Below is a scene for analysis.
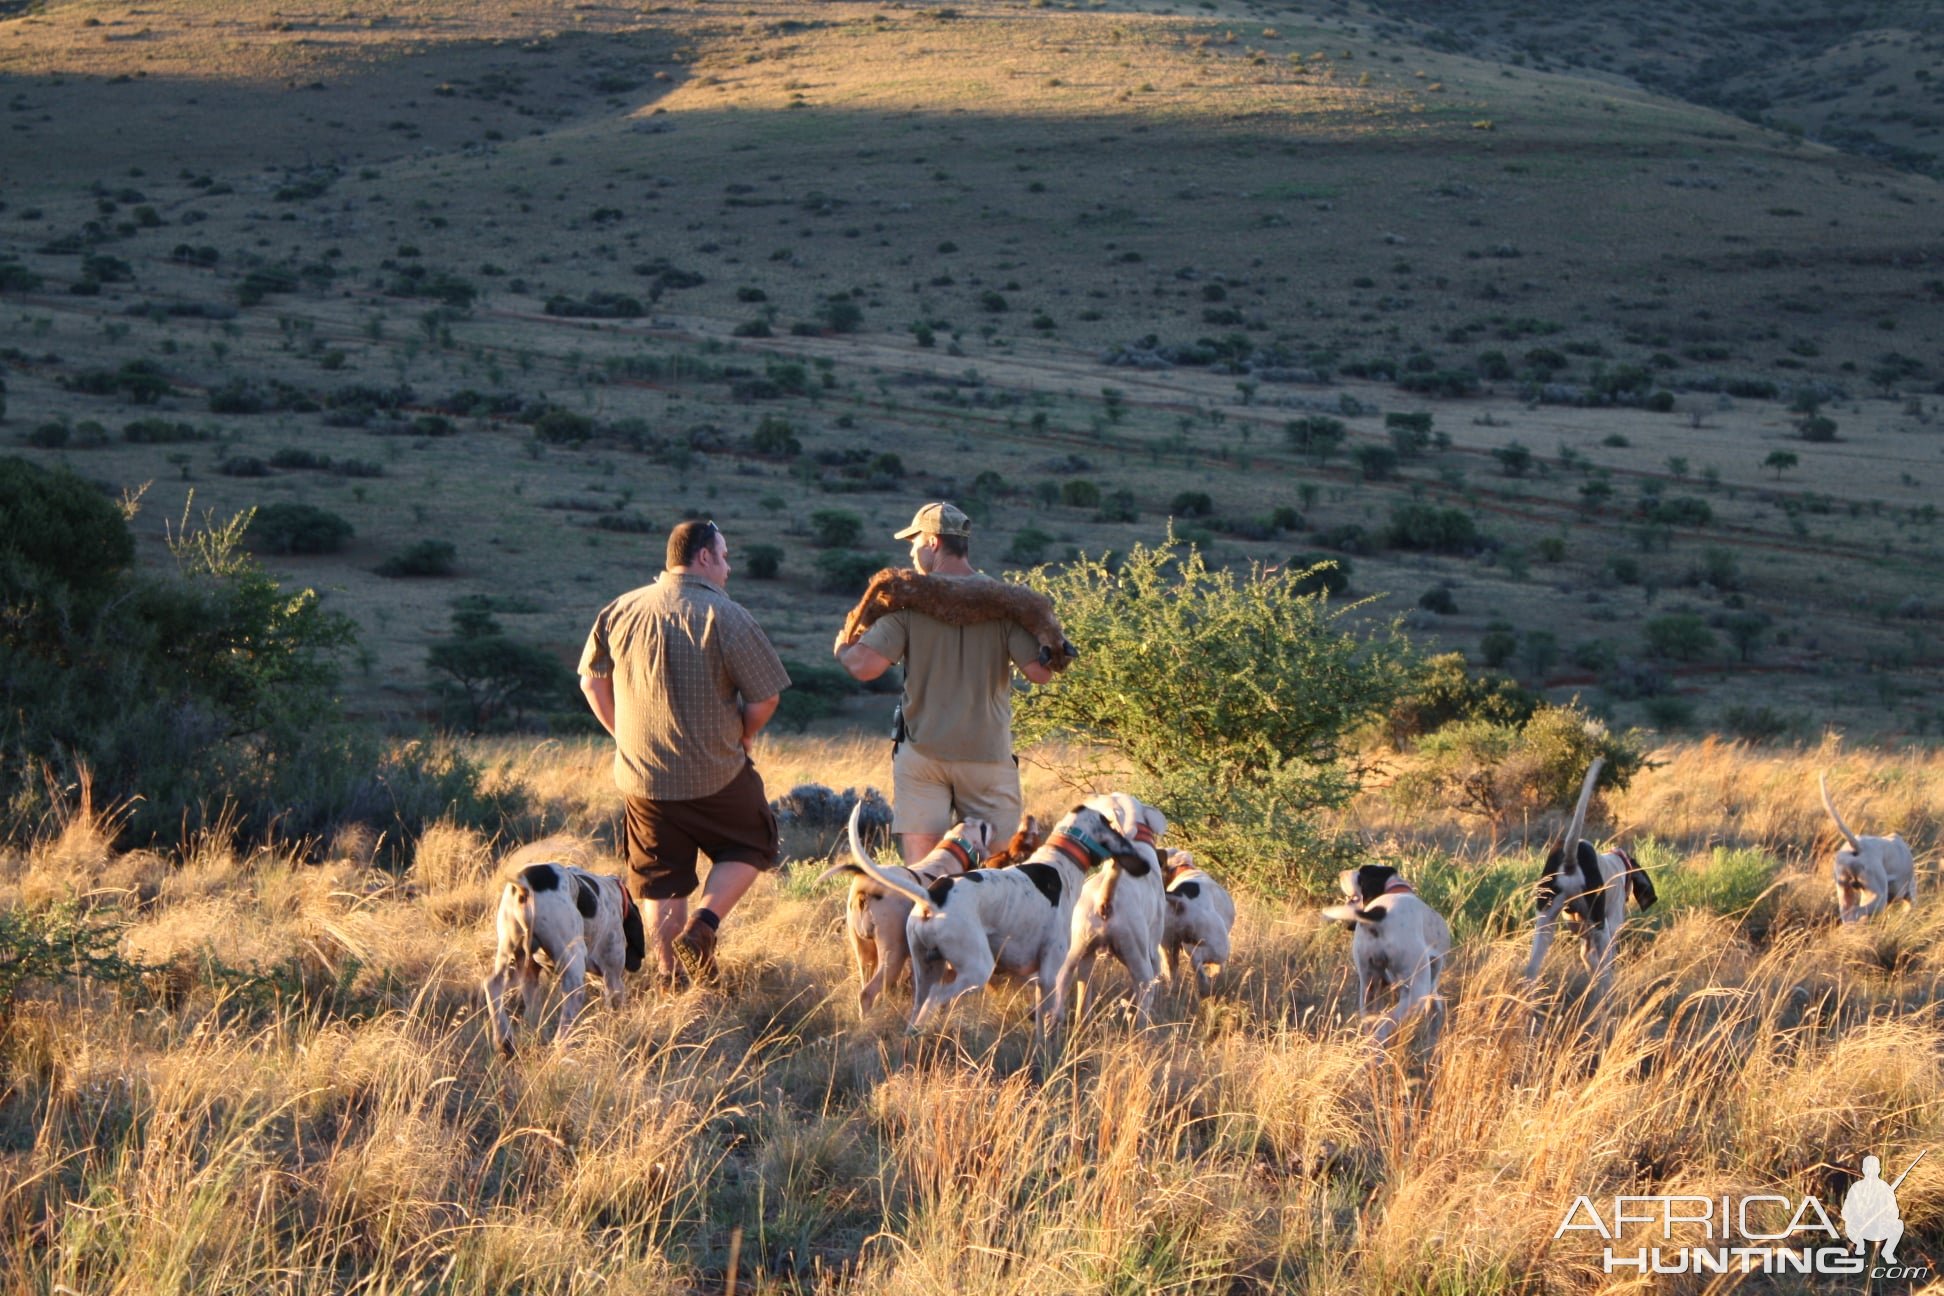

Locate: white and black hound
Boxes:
[484,859,645,1057]
[1322,862,1451,1043]
[1524,757,1657,1000]
[1053,792,1169,1022]
[845,802,1141,1036]
[820,817,994,1013]
[1160,849,1236,997]
[1820,772,1917,923]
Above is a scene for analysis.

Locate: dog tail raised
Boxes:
[1321,903,1385,928]
[1819,772,1863,853]
[1098,858,1121,919]
[504,877,539,960]
[844,801,939,916]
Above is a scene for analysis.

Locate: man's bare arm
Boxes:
[836,641,893,682]
[580,673,616,736]
[741,694,782,748]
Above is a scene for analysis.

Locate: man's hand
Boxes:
[832,627,854,657]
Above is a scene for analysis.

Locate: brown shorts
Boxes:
[623,759,780,901]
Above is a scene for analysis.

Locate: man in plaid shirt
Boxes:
[580,520,792,986]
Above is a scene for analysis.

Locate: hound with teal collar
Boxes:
[821,816,994,1013]
[843,802,1142,1036]
[1054,792,1170,1023]
[1322,863,1452,1044]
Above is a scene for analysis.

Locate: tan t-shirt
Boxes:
[857,575,1042,763]
[578,573,791,801]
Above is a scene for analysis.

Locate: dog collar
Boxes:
[1134,821,1156,845]
[938,835,977,872]
[1047,832,1096,869]
[1381,879,1415,897]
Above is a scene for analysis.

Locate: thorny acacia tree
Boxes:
[1016,535,1417,892]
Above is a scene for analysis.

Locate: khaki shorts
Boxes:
[892,743,1022,841]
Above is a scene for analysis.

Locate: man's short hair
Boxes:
[936,532,970,558]
[667,519,720,570]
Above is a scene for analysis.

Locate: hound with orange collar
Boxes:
[843,801,1142,1035]
[820,817,995,1013]
[1321,863,1451,1044]
[1054,792,1169,1022]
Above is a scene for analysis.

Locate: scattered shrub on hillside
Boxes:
[544,290,640,319]
[813,548,881,594]
[772,658,861,731]
[248,502,354,556]
[376,540,458,578]
[744,543,784,580]
[1492,441,1533,476]
[1352,444,1399,481]
[1418,585,1457,615]
[1644,613,1716,662]
[216,455,272,478]
[1004,527,1054,566]
[1061,480,1101,508]
[1385,503,1482,554]
[809,509,864,548]
[1385,651,1536,744]
[1284,416,1346,460]
[426,606,574,732]
[1170,490,1214,518]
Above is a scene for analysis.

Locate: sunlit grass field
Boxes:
[1,735,1938,1292]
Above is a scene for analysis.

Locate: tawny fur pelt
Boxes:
[839,568,1078,670]
[983,814,1044,868]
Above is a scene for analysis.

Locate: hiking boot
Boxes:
[673,918,719,984]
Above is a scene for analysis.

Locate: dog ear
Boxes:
[1355,863,1395,903]
[622,896,646,972]
[1337,868,1360,899]
[1629,863,1658,911]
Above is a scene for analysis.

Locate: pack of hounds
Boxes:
[483,766,1917,1055]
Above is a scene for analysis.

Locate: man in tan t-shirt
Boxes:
[833,502,1054,862]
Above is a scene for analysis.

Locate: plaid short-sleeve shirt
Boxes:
[579,573,791,801]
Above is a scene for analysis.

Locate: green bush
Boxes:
[1170,490,1213,518]
[0,458,503,849]
[1385,651,1536,743]
[427,607,575,732]
[1394,701,1645,827]
[1284,416,1346,459]
[751,416,800,457]
[1004,526,1053,565]
[1286,553,1351,597]
[248,502,354,555]
[744,543,784,580]
[1643,613,1716,661]
[1060,479,1101,508]
[771,658,860,732]
[814,548,882,594]
[809,509,864,548]
[1015,533,1417,893]
[1385,503,1480,554]
[376,540,458,578]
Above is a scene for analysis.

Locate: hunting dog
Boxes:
[844,802,1140,1035]
[1524,758,1657,1000]
[1160,849,1236,997]
[820,817,996,1013]
[1821,772,1917,923]
[1321,862,1451,1044]
[484,856,645,1058]
[1053,792,1169,1021]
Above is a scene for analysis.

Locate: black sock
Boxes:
[694,907,721,931]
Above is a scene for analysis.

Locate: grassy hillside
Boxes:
[1,0,1941,745]
[0,735,1937,1292]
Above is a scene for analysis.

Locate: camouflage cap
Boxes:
[893,501,971,540]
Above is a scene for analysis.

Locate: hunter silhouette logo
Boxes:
[1556,1150,1931,1280]
[1843,1151,1921,1263]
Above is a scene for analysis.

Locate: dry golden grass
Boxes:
[0,733,1938,1291]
